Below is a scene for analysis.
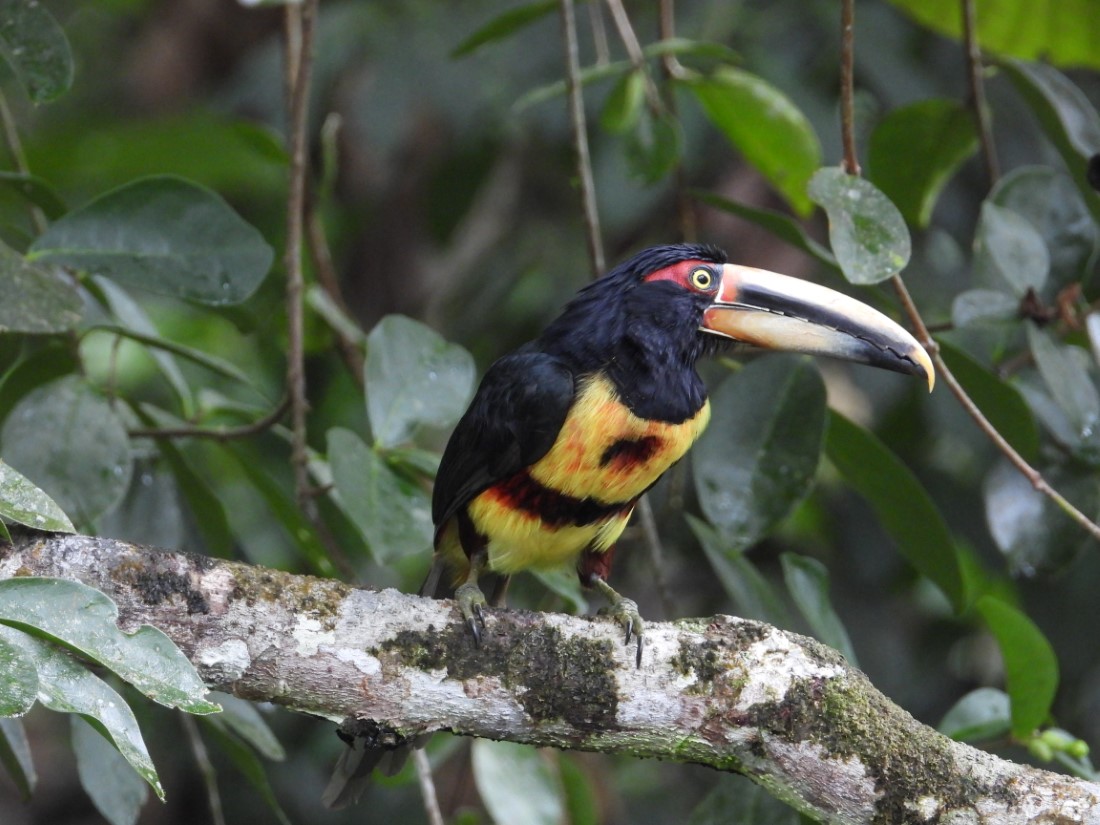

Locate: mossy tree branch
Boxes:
[2,531,1098,824]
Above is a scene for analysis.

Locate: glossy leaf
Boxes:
[693,357,825,549]
[868,99,978,228]
[365,315,475,448]
[208,692,285,761]
[976,595,1059,739]
[0,170,67,220]
[149,435,233,557]
[999,59,1100,222]
[97,461,185,551]
[0,240,82,334]
[938,340,1040,462]
[1026,325,1100,455]
[0,634,37,716]
[328,428,433,563]
[886,1,1100,70]
[991,167,1099,290]
[0,626,164,798]
[623,109,682,184]
[600,70,646,134]
[691,190,838,269]
[0,458,75,533]
[984,460,1097,577]
[72,715,149,825]
[0,0,74,103]
[825,411,965,612]
[0,717,35,799]
[0,341,79,428]
[0,578,220,714]
[0,376,132,526]
[28,176,274,305]
[451,0,557,58]
[688,775,800,825]
[472,739,564,825]
[780,553,858,664]
[687,515,791,626]
[974,202,1049,297]
[688,67,821,215]
[559,755,599,825]
[938,687,1012,742]
[950,289,1019,327]
[808,168,911,284]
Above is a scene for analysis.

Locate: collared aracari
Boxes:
[428,243,932,661]
[324,243,933,807]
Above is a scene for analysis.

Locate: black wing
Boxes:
[432,350,575,531]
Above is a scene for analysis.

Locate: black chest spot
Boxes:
[599,436,662,469]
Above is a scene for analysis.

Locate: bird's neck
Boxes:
[602,332,707,423]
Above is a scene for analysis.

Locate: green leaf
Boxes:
[808,167,911,285]
[207,692,285,761]
[0,717,36,799]
[28,176,274,305]
[451,0,557,58]
[601,70,646,134]
[885,1,1100,70]
[974,202,1049,297]
[0,626,163,798]
[531,568,589,614]
[0,376,132,526]
[868,99,978,228]
[950,289,1019,327]
[938,340,1040,462]
[984,460,1097,576]
[0,578,220,714]
[559,754,599,825]
[0,458,75,533]
[0,341,79,429]
[472,740,564,825]
[825,411,965,612]
[688,68,821,215]
[0,171,67,220]
[72,715,149,825]
[691,190,838,269]
[688,775,801,825]
[85,324,253,388]
[0,239,82,334]
[623,109,682,184]
[0,0,74,103]
[686,515,792,626]
[693,357,825,549]
[1026,325,1100,455]
[147,434,233,557]
[365,315,475,448]
[938,688,1012,743]
[780,553,858,664]
[328,428,433,563]
[0,633,37,716]
[976,595,1059,739]
[201,718,292,825]
[991,166,1099,291]
[999,58,1100,223]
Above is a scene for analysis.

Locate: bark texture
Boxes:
[2,531,1098,824]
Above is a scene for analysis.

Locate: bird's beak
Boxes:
[702,264,934,391]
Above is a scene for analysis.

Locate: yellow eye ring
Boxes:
[690,267,714,290]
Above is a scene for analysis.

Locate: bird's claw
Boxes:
[601,596,644,668]
[455,581,488,646]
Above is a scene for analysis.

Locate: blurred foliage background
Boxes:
[2,0,1100,823]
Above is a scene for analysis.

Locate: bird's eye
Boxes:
[690,267,714,290]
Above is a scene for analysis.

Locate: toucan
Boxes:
[323,243,932,806]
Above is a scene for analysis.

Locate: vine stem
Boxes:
[839,0,861,176]
[283,0,318,510]
[961,0,999,186]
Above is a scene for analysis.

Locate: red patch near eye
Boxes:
[643,259,711,290]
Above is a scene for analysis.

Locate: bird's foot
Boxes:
[593,579,644,667]
[454,581,488,645]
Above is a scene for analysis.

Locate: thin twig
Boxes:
[128,394,291,441]
[587,0,610,66]
[657,0,696,242]
[413,748,446,825]
[839,0,861,176]
[182,715,226,825]
[559,0,605,275]
[890,277,1100,542]
[0,89,47,234]
[961,0,999,185]
[604,0,663,112]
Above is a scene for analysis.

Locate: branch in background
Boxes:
[960,0,999,186]
[128,394,291,442]
[657,0,697,243]
[282,0,318,511]
[835,0,1100,543]
[4,531,1099,825]
[558,0,605,275]
[0,89,47,235]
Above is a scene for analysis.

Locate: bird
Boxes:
[323,242,933,806]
